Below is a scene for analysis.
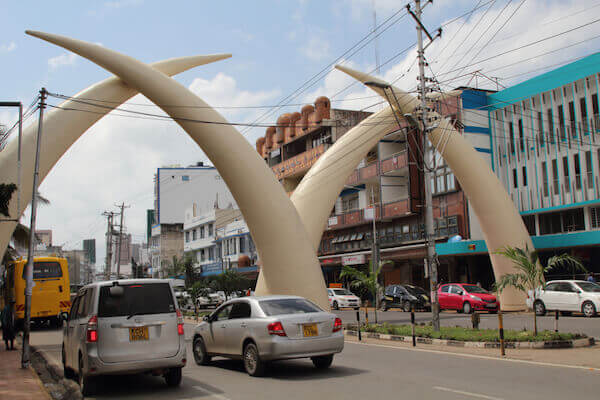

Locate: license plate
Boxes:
[302,323,318,337]
[486,303,497,308]
[129,326,149,341]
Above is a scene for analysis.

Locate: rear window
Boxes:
[98,283,176,318]
[259,298,322,316]
[22,262,63,280]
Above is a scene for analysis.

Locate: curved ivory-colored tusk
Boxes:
[25,31,330,309]
[300,65,529,310]
[0,52,231,259]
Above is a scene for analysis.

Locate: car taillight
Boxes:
[267,321,286,336]
[333,317,342,332]
[176,309,184,335]
[86,315,98,343]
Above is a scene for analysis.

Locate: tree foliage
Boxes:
[210,269,250,300]
[0,183,17,217]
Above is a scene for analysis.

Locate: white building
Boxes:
[149,162,237,278]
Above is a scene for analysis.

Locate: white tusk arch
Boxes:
[26,31,330,309]
[0,52,231,259]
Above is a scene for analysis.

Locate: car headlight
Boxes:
[470,295,482,301]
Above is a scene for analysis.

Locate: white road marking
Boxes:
[345,341,600,371]
[434,386,504,400]
[192,385,231,400]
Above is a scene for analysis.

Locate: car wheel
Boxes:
[311,354,334,369]
[462,302,472,314]
[243,342,266,377]
[582,301,597,318]
[380,300,388,311]
[402,301,412,313]
[78,354,96,397]
[332,301,339,310]
[534,300,546,316]
[193,336,211,365]
[164,367,183,387]
[62,346,75,380]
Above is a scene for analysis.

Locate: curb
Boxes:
[344,330,596,349]
[30,346,83,400]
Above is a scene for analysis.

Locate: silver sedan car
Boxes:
[192,295,344,376]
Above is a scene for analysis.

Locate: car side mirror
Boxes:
[203,315,211,322]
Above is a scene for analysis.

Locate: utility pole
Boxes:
[370,186,380,313]
[409,0,442,331]
[115,202,130,279]
[103,211,116,280]
[21,88,47,368]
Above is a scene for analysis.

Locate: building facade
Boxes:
[438,53,600,282]
[150,162,237,277]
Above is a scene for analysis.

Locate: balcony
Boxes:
[271,143,328,180]
[345,151,409,186]
[327,199,410,230]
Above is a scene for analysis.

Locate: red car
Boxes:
[437,283,498,314]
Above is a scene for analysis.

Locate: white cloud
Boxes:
[32,72,280,264]
[0,42,17,52]
[48,53,78,69]
[301,37,331,61]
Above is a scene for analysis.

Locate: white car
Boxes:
[196,289,226,308]
[327,288,361,310]
[533,280,600,318]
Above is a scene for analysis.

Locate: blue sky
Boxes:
[1,0,599,269]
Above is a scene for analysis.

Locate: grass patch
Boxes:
[183,311,210,318]
[361,323,585,342]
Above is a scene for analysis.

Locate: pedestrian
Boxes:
[587,273,596,283]
[1,301,17,350]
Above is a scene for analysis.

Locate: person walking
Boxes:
[1,301,17,350]
[587,273,596,283]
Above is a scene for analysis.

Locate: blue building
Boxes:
[437,53,600,284]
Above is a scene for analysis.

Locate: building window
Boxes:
[568,101,576,138]
[563,156,570,193]
[541,162,549,196]
[585,151,593,189]
[522,215,536,235]
[185,231,190,243]
[509,122,515,154]
[239,236,246,253]
[573,154,581,190]
[558,105,565,140]
[537,111,544,146]
[552,159,559,195]
[522,166,527,186]
[512,168,517,188]
[192,229,197,241]
[200,226,205,239]
[181,175,189,181]
[547,109,554,143]
[591,207,600,229]
[518,119,524,151]
[342,193,359,212]
[208,224,213,236]
[539,208,584,234]
[200,249,205,262]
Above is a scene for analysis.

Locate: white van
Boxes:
[62,279,187,396]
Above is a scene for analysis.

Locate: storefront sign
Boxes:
[321,258,337,265]
[342,254,365,265]
[364,207,375,220]
[328,216,338,226]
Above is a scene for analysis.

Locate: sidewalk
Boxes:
[0,342,51,400]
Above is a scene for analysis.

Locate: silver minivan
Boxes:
[62,279,187,396]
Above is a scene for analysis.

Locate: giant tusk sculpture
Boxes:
[26,31,330,310]
[0,53,231,260]
[333,65,528,310]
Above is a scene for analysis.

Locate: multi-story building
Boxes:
[215,219,258,279]
[183,206,242,275]
[437,53,600,282]
[150,162,236,277]
[35,230,52,248]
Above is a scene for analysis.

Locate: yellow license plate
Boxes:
[129,326,149,341]
[302,323,318,337]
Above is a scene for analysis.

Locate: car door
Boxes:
[541,282,561,309]
[225,301,252,355]
[207,304,232,354]
[438,285,451,309]
[555,282,580,311]
[448,285,464,309]
[64,294,82,369]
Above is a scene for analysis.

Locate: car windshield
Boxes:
[404,285,427,296]
[98,283,176,318]
[462,285,488,294]
[575,282,600,292]
[259,298,322,316]
[23,261,62,280]
[333,289,352,295]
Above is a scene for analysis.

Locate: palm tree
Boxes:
[494,245,585,336]
[340,260,390,324]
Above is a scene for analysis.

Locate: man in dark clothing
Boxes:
[1,301,17,350]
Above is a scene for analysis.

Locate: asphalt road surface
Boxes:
[29,321,599,400]
[334,308,600,338]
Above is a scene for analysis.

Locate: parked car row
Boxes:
[63,279,344,396]
[532,280,600,318]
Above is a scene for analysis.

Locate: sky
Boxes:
[1,0,599,271]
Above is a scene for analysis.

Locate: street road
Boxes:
[30,321,599,400]
[335,309,600,338]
